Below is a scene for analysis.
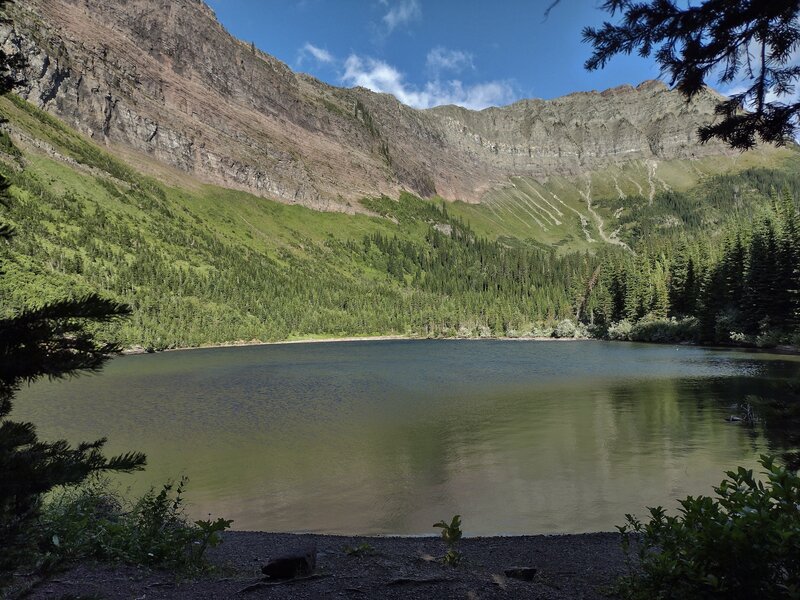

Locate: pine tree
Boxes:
[668,244,697,317]
[0,1,145,582]
[698,263,727,342]
[722,232,746,316]
[584,0,800,149]
[744,217,780,334]
[607,261,627,322]
[651,259,670,319]
[776,189,800,329]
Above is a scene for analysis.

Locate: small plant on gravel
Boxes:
[617,455,800,599]
[344,542,376,557]
[40,477,232,574]
[433,515,463,567]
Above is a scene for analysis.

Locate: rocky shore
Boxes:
[25,531,629,599]
[122,335,800,357]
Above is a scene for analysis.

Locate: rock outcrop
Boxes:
[2,0,735,211]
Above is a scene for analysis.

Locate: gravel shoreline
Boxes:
[122,335,800,356]
[25,531,630,599]
[122,335,591,354]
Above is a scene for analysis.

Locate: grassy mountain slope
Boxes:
[448,150,798,253]
[1,94,798,348]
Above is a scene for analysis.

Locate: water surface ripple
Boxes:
[15,340,800,535]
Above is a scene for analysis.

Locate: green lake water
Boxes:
[13,340,800,535]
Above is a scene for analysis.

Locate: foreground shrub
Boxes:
[433,514,463,567]
[618,455,800,599]
[39,478,232,574]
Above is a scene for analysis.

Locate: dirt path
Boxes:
[24,531,629,599]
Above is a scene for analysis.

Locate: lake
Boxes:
[13,339,800,535]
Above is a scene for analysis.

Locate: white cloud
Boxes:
[298,42,334,65]
[382,0,421,33]
[719,84,749,99]
[342,54,516,110]
[721,82,800,106]
[426,47,474,75]
[719,44,800,105]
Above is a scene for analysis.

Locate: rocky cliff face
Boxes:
[2,0,735,211]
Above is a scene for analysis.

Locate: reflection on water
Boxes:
[14,340,800,535]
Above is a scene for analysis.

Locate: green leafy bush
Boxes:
[0,130,20,158]
[618,455,800,599]
[553,319,577,338]
[552,319,590,339]
[433,515,463,567]
[344,542,376,557]
[40,478,232,573]
[606,317,699,343]
[607,319,633,340]
[628,317,699,343]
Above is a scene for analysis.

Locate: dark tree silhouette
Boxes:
[0,0,145,582]
[583,0,800,150]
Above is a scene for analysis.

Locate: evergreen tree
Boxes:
[606,261,628,322]
[650,259,670,319]
[0,1,145,583]
[698,259,728,342]
[668,245,692,317]
[584,0,800,149]
[744,217,780,334]
[777,190,800,329]
[722,232,746,316]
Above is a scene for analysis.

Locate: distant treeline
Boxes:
[585,175,800,347]
[0,162,598,348]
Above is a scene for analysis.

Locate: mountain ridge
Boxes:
[0,85,798,348]
[1,0,744,212]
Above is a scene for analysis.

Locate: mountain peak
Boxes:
[6,0,735,209]
[636,79,669,92]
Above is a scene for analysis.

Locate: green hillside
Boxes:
[449,150,798,252]
[1,94,798,349]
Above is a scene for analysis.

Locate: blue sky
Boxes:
[206,0,666,109]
